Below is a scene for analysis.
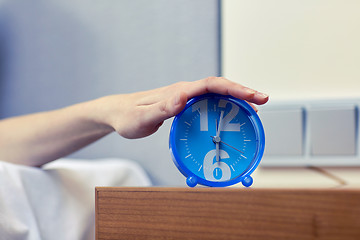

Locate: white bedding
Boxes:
[0,158,151,240]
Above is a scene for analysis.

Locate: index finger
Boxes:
[184,77,269,105]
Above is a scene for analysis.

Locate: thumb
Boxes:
[141,92,188,131]
[158,91,188,121]
[171,92,188,116]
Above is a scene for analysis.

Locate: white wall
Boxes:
[222,0,360,188]
[222,0,360,101]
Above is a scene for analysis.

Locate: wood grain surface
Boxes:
[96,187,360,240]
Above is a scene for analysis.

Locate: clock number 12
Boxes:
[192,99,241,132]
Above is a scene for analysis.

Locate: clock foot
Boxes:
[242,175,253,187]
[186,176,198,187]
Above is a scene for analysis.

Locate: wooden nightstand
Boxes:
[96,187,360,240]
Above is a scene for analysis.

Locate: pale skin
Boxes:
[0,77,268,167]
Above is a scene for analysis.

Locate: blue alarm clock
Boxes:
[169,93,265,187]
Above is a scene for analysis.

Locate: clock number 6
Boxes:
[192,99,241,132]
[203,149,231,181]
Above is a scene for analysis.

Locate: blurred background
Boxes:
[1,0,359,187]
[222,0,360,100]
[0,0,220,185]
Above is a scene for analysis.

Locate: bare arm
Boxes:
[0,100,114,166]
[0,77,268,166]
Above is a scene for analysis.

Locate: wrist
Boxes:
[70,97,116,136]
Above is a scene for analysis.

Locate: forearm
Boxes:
[0,98,114,166]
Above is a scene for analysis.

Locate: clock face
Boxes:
[169,94,265,187]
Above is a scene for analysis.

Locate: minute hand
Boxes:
[210,136,244,154]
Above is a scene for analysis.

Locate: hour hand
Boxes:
[214,111,224,162]
[212,135,221,162]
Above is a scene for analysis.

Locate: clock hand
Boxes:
[216,139,220,162]
[215,111,224,162]
[215,119,220,162]
[210,136,244,154]
[216,111,224,138]
[219,140,244,154]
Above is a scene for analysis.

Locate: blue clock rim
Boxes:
[169,93,265,187]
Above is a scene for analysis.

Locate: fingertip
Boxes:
[255,92,269,105]
[256,91,269,100]
[240,88,269,105]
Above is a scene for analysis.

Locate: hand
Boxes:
[95,77,269,139]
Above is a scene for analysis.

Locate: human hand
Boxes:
[95,77,269,139]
